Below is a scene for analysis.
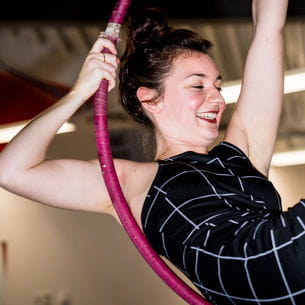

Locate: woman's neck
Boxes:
[154,132,209,160]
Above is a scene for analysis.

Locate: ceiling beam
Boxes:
[1,0,305,21]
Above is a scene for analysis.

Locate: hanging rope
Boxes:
[93,1,211,304]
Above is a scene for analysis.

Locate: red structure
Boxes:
[0,67,69,151]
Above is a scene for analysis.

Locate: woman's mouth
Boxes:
[196,112,218,123]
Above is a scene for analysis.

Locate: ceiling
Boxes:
[1,1,305,160]
[1,0,305,20]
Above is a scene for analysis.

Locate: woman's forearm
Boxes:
[0,36,118,183]
[252,0,289,31]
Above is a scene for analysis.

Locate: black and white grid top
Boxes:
[141,141,305,305]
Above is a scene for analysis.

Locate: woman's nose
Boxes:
[207,90,224,104]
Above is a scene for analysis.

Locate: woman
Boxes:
[1,0,303,304]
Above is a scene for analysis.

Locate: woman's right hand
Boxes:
[71,35,120,102]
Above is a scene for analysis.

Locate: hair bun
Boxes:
[128,7,171,47]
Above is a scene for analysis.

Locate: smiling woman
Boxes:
[2,0,305,305]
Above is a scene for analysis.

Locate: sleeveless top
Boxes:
[141,141,305,305]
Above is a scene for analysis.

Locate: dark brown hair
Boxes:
[119,7,212,128]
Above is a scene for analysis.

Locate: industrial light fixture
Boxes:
[0,121,76,143]
[221,82,241,104]
[271,149,305,167]
[222,67,305,104]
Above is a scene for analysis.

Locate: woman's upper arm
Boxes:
[0,157,127,214]
[224,0,288,175]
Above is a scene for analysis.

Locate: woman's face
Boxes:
[155,51,226,150]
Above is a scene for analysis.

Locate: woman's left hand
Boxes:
[71,35,120,102]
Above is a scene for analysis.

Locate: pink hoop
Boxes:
[93,1,211,304]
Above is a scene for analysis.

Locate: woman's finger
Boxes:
[89,36,117,54]
[86,52,119,70]
[95,68,116,91]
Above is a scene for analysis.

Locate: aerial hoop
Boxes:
[93,1,211,304]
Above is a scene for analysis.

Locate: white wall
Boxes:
[270,165,305,211]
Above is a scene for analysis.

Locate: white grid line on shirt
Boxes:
[227,155,247,161]
[218,245,237,305]
[159,193,236,232]
[193,282,305,303]
[252,219,268,240]
[194,248,202,286]
[203,229,211,247]
[206,157,226,168]
[182,211,231,244]
[182,244,188,270]
[234,220,249,236]
[270,229,296,305]
[243,242,261,305]
[164,197,200,229]
[184,162,223,199]
[161,232,170,259]
[143,169,196,228]
[280,215,287,227]
[190,221,305,261]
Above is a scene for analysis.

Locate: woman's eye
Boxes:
[191,85,222,92]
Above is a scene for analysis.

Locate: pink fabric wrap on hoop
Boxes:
[93,1,211,304]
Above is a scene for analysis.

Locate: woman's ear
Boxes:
[137,87,162,114]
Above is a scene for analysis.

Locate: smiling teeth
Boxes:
[196,112,217,119]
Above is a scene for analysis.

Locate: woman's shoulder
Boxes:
[90,158,158,188]
[90,158,158,223]
[115,158,159,190]
[111,158,159,225]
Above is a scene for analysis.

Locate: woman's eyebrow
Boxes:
[185,73,222,81]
